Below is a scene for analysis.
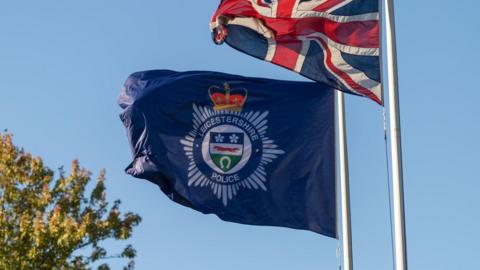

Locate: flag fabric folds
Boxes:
[119,70,337,237]
[210,0,382,104]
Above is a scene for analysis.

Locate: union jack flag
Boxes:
[211,0,382,104]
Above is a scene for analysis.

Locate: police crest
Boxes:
[180,83,284,205]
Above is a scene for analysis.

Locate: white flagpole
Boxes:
[336,91,353,270]
[384,0,408,269]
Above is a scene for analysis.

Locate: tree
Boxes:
[0,134,141,270]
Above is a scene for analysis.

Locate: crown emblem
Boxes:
[208,82,247,112]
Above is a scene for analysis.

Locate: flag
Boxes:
[210,0,382,104]
[119,70,337,237]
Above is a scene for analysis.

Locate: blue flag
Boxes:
[119,70,337,237]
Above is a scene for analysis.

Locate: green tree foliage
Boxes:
[0,134,141,270]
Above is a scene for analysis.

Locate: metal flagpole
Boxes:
[336,90,353,270]
[384,0,408,269]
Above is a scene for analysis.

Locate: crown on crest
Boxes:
[208,82,248,112]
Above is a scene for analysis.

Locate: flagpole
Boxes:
[384,0,408,269]
[336,90,353,270]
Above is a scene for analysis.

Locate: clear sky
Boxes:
[1,1,479,269]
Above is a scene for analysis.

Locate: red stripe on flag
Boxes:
[276,0,298,17]
[263,17,379,48]
[271,40,303,70]
[297,18,379,48]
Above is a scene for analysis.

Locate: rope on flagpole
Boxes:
[336,243,342,270]
[383,108,396,270]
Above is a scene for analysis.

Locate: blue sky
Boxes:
[1,1,479,269]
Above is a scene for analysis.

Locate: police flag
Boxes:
[119,70,336,237]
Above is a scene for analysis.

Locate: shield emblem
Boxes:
[209,132,244,173]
